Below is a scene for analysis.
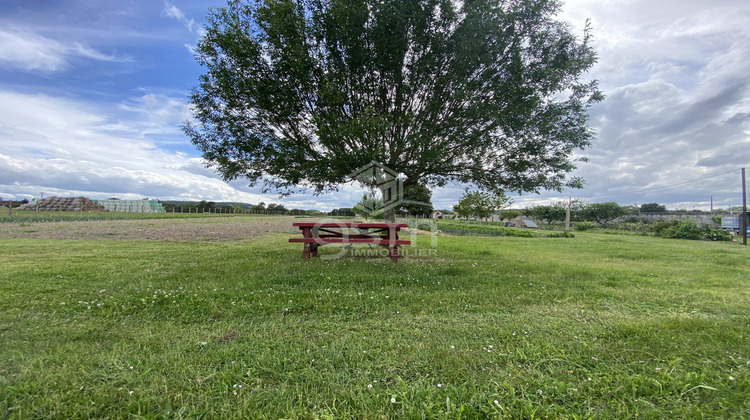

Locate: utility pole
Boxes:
[565,196,571,231]
[742,168,747,246]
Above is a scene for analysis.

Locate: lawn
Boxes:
[1,220,748,418]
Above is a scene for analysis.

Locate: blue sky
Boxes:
[1,0,749,211]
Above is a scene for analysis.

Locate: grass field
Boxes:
[1,217,748,418]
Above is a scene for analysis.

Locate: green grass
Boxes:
[1,228,749,418]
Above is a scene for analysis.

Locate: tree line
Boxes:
[161,200,323,215]
[449,195,677,226]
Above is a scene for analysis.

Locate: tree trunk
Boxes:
[379,185,396,222]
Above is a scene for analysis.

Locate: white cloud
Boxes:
[161,1,205,54]
[0,28,132,72]
[162,1,196,33]
[0,29,68,71]
[547,0,750,209]
[0,89,265,204]
[2,0,749,212]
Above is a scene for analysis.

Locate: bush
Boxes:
[650,220,679,236]
[703,227,733,241]
[649,218,733,241]
[658,219,703,240]
[574,221,595,231]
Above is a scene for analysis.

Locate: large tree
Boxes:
[186,0,603,209]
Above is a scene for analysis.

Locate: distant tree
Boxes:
[453,189,511,223]
[252,202,266,211]
[499,210,521,221]
[186,0,603,221]
[640,202,666,212]
[452,199,472,221]
[560,198,588,221]
[266,203,288,213]
[330,208,355,217]
[353,192,384,219]
[525,204,567,225]
[401,184,433,217]
[580,202,627,224]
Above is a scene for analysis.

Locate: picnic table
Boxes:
[289,222,410,262]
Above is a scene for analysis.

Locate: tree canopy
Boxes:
[401,184,433,216]
[640,203,667,212]
[186,0,602,197]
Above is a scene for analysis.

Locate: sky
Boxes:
[1,0,748,211]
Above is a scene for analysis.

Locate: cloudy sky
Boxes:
[1,0,748,211]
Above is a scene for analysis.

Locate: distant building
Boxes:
[514,219,539,229]
[18,196,105,212]
[94,199,165,213]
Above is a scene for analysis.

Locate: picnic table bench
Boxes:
[289,222,410,262]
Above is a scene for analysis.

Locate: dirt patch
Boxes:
[0,216,312,242]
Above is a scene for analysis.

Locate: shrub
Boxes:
[703,227,732,241]
[649,218,733,241]
[650,220,678,236]
[574,221,595,231]
[658,219,702,240]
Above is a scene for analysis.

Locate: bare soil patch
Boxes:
[0,216,310,242]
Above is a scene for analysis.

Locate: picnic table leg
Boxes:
[300,226,313,260]
[302,243,311,260]
[311,243,319,257]
[389,226,401,262]
[389,244,400,262]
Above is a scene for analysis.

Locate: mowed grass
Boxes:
[0,227,749,418]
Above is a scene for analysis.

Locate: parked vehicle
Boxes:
[721,217,739,230]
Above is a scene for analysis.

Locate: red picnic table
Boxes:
[289,222,411,262]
